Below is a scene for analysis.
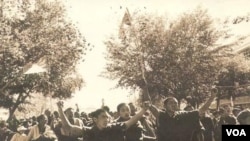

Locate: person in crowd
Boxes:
[26,114,57,141]
[237,108,250,125]
[102,106,110,114]
[31,116,38,126]
[200,111,215,141]
[44,109,53,125]
[80,112,90,126]
[185,96,198,109]
[57,100,150,141]
[50,111,61,131]
[64,108,83,127]
[10,126,28,141]
[53,111,60,122]
[0,120,15,141]
[211,110,221,127]
[74,104,81,119]
[54,107,83,141]
[214,104,237,141]
[142,111,156,131]
[140,112,157,141]
[114,103,156,141]
[128,103,137,116]
[148,88,217,141]
[22,120,31,135]
[74,112,80,119]
[112,111,120,120]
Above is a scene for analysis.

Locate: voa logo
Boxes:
[226,129,246,136]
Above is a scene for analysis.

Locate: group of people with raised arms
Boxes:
[1,87,250,141]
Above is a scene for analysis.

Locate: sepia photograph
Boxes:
[1,0,250,141]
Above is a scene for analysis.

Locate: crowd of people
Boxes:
[0,89,250,141]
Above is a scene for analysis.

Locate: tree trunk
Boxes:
[8,108,14,121]
[7,93,29,120]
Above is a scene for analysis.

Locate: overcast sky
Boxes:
[62,0,250,112]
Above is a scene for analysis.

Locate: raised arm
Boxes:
[198,88,217,116]
[124,101,150,130]
[140,86,161,118]
[57,101,83,137]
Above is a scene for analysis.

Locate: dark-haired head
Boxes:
[163,97,179,112]
[64,107,74,119]
[163,97,177,106]
[117,103,130,120]
[128,102,136,116]
[117,103,128,112]
[91,109,107,118]
[90,108,109,130]
[103,106,110,113]
[237,109,250,125]
[37,114,48,127]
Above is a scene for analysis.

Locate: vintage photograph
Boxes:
[1,0,250,141]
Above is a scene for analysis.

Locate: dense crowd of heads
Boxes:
[0,96,249,141]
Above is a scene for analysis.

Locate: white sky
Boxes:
[62,0,250,112]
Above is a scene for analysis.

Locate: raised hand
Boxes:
[57,101,64,108]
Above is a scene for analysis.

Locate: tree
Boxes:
[104,8,223,105]
[0,0,87,120]
[216,54,250,102]
[210,14,250,108]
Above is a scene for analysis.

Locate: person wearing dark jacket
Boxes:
[57,101,150,141]
[148,88,217,141]
[114,103,156,141]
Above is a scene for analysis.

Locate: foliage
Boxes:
[0,0,87,119]
[217,54,250,99]
[104,8,226,104]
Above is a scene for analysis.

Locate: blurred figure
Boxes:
[115,103,144,141]
[112,111,119,120]
[54,107,83,141]
[53,111,60,122]
[57,101,150,141]
[26,114,57,141]
[44,109,53,127]
[0,120,15,141]
[237,109,250,125]
[64,108,83,127]
[22,120,31,135]
[114,103,156,141]
[80,112,90,126]
[31,116,38,126]
[74,112,80,119]
[140,111,157,141]
[129,103,137,116]
[10,126,28,141]
[148,89,216,141]
[50,111,61,131]
[200,112,215,141]
[214,104,237,141]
